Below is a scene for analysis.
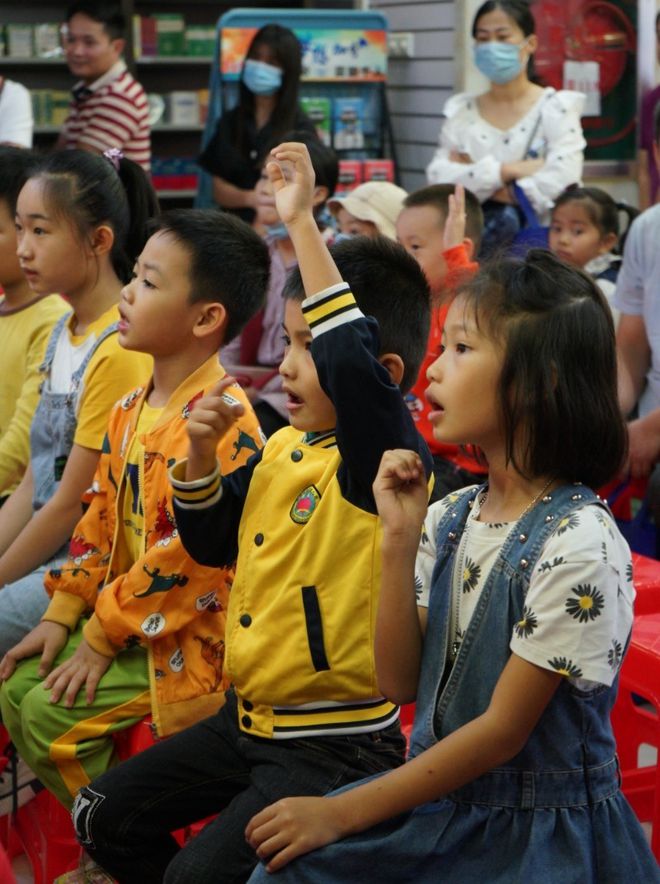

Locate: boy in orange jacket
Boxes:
[0,209,269,807]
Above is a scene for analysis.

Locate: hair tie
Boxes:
[103,148,124,171]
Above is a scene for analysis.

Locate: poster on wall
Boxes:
[531,0,637,161]
[220,27,387,81]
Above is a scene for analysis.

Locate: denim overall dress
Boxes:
[248,484,660,883]
[0,313,119,655]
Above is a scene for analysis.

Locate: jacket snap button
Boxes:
[243,699,253,711]
[291,449,303,462]
[239,613,252,628]
[254,533,264,546]
[241,715,252,728]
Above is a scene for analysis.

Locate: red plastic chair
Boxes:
[611,612,660,860]
[632,553,660,616]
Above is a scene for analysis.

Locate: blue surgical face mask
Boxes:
[332,231,355,244]
[473,40,527,85]
[265,221,289,241]
[243,59,283,96]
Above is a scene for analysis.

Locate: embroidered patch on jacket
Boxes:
[290,485,321,524]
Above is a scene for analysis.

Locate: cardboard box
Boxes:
[168,91,200,127]
[336,159,362,193]
[300,97,332,147]
[153,14,186,57]
[333,97,365,150]
[362,159,395,183]
[7,24,33,58]
[34,23,60,57]
[185,26,215,58]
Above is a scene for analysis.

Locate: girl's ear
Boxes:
[312,185,329,208]
[378,352,405,387]
[90,224,115,257]
[599,231,618,255]
[193,301,228,342]
[525,33,538,55]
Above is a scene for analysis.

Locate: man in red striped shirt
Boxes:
[57,2,151,171]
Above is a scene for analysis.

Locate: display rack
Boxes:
[196,6,396,209]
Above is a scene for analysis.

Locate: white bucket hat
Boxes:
[328,181,408,240]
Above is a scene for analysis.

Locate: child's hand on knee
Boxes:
[0,620,69,681]
[245,795,345,872]
[42,637,113,707]
[185,377,245,481]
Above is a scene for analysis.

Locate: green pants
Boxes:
[0,624,150,807]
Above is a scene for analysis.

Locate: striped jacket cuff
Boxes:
[169,459,223,510]
[302,282,363,338]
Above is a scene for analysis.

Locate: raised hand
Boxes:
[185,376,245,481]
[266,142,316,229]
[442,183,467,252]
[373,449,428,543]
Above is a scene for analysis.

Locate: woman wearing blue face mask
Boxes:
[426,0,586,256]
[198,24,316,223]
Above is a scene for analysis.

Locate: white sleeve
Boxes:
[613,213,647,316]
[516,90,586,218]
[425,93,502,200]
[510,504,634,687]
[0,81,33,148]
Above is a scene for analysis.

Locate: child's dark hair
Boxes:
[457,248,626,488]
[552,185,639,255]
[236,24,303,154]
[149,209,270,344]
[283,236,430,392]
[66,1,125,40]
[27,150,158,284]
[0,147,39,213]
[472,1,541,83]
[403,184,484,251]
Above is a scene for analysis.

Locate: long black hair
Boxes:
[457,249,627,488]
[27,149,159,283]
[236,24,303,153]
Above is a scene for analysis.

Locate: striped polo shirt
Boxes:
[61,60,151,171]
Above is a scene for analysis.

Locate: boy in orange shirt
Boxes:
[397,183,485,499]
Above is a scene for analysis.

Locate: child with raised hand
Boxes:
[0,210,267,819]
[68,142,431,884]
[397,182,487,500]
[0,149,155,657]
[549,184,638,324]
[244,251,659,883]
[0,147,68,504]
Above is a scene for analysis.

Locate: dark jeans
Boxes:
[75,690,405,884]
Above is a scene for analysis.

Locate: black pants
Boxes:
[75,690,405,884]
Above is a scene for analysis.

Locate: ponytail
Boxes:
[27,149,159,283]
[614,201,639,255]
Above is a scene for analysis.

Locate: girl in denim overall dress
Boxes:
[245,251,660,882]
[0,150,157,659]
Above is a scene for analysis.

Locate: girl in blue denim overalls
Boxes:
[245,251,660,882]
[0,150,157,660]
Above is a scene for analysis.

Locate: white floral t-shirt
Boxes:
[415,489,634,689]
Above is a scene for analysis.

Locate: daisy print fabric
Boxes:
[510,504,634,689]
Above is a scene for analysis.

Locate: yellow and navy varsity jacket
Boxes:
[171,284,432,739]
[42,353,264,738]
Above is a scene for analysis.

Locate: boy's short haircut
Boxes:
[267,130,339,215]
[151,209,270,344]
[403,184,484,251]
[66,1,125,40]
[0,147,38,213]
[283,235,431,393]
